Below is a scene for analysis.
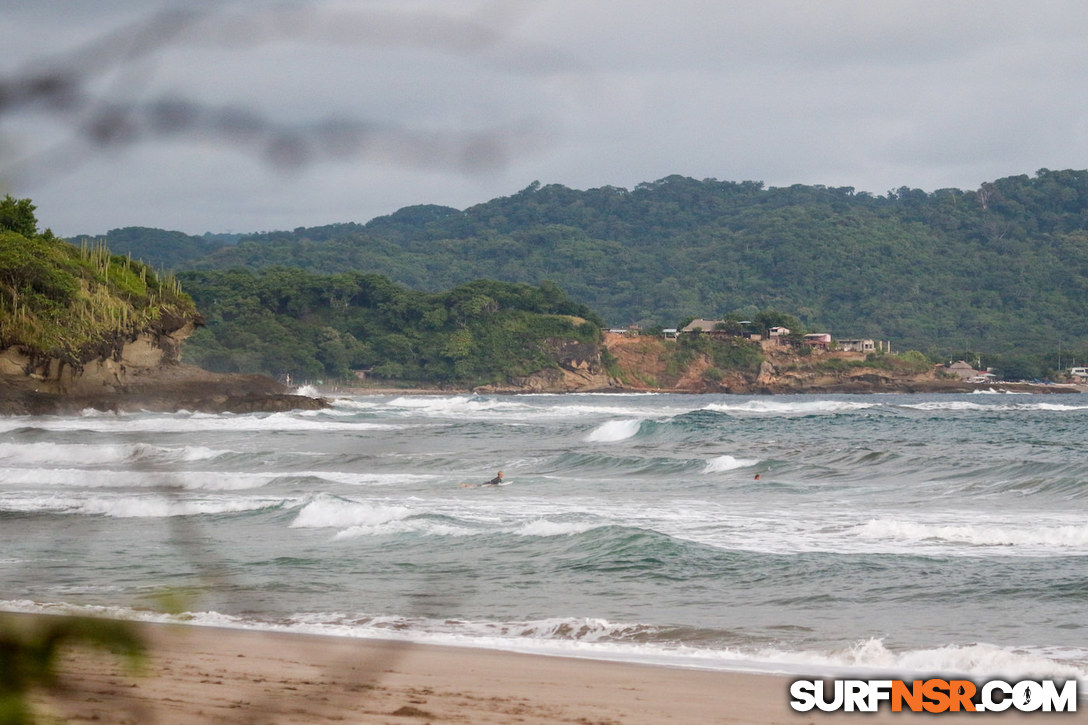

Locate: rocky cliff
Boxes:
[472,338,615,393]
[0,320,325,415]
[597,333,1078,395]
[0,212,325,415]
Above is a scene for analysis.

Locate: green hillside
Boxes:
[0,196,197,365]
[88,168,1088,359]
[176,268,603,385]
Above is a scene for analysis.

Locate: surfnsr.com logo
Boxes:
[790,678,1078,713]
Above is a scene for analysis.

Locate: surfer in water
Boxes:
[460,471,504,488]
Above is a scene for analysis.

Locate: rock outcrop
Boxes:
[472,338,616,394]
[598,333,1082,395]
[0,323,325,415]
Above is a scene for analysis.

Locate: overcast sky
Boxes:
[2,0,1088,236]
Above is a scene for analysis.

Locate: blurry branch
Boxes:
[0,614,145,725]
[0,1,551,182]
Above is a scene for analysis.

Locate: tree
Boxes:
[0,196,38,238]
[752,309,804,336]
[988,354,1047,381]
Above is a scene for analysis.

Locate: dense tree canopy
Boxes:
[177,268,603,384]
[0,195,41,238]
[87,169,1088,361]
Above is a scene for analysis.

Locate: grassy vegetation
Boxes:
[666,334,765,378]
[802,350,932,375]
[0,198,197,365]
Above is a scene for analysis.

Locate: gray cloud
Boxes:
[2,0,1088,235]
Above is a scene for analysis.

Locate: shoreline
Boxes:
[318,381,1088,397]
[22,615,1064,724]
[0,372,1080,417]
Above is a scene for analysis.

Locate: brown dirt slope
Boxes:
[601,333,1079,395]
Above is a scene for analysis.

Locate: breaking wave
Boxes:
[586,419,643,442]
[703,455,761,472]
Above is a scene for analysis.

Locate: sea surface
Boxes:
[2,391,1087,683]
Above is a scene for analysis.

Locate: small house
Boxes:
[837,338,876,353]
[803,333,831,350]
[681,319,726,334]
[946,361,982,381]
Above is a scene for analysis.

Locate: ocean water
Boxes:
[2,391,1087,682]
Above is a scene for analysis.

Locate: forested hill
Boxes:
[91,169,1088,356]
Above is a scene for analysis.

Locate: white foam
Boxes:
[857,518,1088,551]
[586,419,642,442]
[3,601,1083,683]
[0,468,276,491]
[903,401,993,411]
[0,442,131,466]
[741,637,1088,682]
[385,396,533,416]
[294,384,322,398]
[0,494,292,518]
[377,395,690,422]
[549,404,687,418]
[905,400,1088,412]
[1031,402,1088,411]
[329,397,382,411]
[334,519,477,539]
[0,442,232,467]
[267,619,1088,683]
[703,455,760,473]
[702,400,877,415]
[290,497,412,529]
[513,519,598,537]
[294,472,439,487]
[0,412,403,434]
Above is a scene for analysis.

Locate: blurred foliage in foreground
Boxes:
[0,614,144,725]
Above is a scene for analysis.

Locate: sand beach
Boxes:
[28,618,1069,725]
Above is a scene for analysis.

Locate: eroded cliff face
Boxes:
[600,333,951,394]
[0,322,196,396]
[473,338,618,393]
[0,321,325,414]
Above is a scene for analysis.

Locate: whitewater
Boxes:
[1,392,1087,684]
